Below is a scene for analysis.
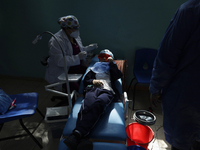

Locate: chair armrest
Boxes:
[123,92,130,119]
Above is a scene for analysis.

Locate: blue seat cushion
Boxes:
[62,97,127,142]
[58,139,127,150]
[0,92,38,123]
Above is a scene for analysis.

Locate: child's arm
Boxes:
[109,61,123,82]
[83,70,96,86]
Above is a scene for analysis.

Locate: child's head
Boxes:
[98,49,114,62]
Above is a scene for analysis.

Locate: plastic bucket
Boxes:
[126,122,154,150]
[127,145,146,150]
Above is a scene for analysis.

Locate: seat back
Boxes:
[134,48,157,72]
[115,60,127,91]
[133,48,157,84]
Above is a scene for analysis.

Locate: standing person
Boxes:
[63,49,123,150]
[149,0,200,150]
[45,15,98,91]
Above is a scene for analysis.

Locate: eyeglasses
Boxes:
[98,53,112,61]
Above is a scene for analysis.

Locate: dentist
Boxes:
[45,15,98,91]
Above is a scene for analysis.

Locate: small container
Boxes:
[133,110,156,126]
[126,122,154,150]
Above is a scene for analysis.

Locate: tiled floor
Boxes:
[0,75,171,150]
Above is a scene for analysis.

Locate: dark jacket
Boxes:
[83,61,123,102]
[149,0,200,149]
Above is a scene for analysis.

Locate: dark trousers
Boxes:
[171,140,200,150]
[74,87,113,136]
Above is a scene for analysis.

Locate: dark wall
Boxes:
[0,0,187,84]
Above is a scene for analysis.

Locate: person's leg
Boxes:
[63,130,82,150]
[192,141,200,150]
[77,138,93,150]
[75,88,113,150]
[64,88,113,150]
[171,146,180,150]
[75,88,113,136]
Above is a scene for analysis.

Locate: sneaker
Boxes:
[77,138,93,150]
[63,134,79,150]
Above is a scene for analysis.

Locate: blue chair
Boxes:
[127,48,158,110]
[0,92,44,149]
[58,57,128,149]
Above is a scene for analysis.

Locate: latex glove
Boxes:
[78,51,87,59]
[85,43,98,51]
[93,80,103,87]
[150,93,161,107]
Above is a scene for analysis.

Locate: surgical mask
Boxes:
[70,30,79,38]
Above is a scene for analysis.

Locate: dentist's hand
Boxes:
[89,43,98,49]
[78,51,87,59]
[150,93,161,107]
[85,43,98,51]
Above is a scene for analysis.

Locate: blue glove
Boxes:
[150,93,161,107]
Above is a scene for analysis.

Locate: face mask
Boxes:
[70,30,79,38]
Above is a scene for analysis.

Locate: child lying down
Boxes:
[63,49,123,150]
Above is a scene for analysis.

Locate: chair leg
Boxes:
[19,119,43,149]
[0,123,4,132]
[127,78,136,94]
[0,133,28,141]
[36,108,45,119]
[132,82,138,110]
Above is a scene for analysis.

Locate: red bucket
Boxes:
[126,122,154,150]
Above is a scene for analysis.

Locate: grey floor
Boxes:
[0,75,171,150]
[126,88,171,150]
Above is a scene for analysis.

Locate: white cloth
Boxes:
[90,62,110,73]
[95,72,115,94]
[45,29,89,90]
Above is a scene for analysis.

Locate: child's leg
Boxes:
[75,88,113,136]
